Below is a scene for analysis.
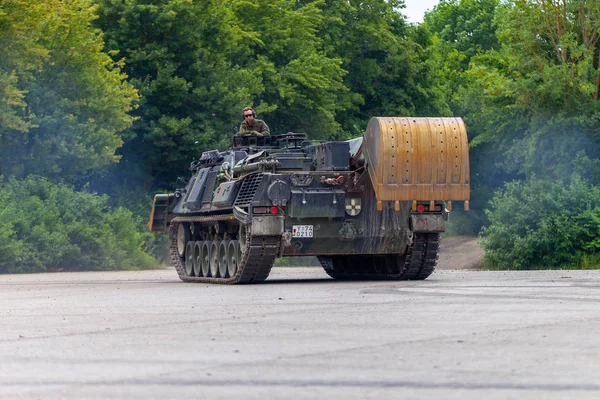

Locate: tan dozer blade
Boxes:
[364,117,470,206]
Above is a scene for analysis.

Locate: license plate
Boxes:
[292,225,313,238]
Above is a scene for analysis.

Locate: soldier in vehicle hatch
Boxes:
[239,107,270,137]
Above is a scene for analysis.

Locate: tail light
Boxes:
[415,204,443,212]
[252,206,279,214]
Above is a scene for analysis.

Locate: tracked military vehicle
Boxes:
[149,117,470,284]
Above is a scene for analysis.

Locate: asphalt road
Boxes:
[1,267,599,400]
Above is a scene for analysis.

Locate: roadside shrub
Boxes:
[0,176,155,273]
[108,186,169,263]
[443,206,479,237]
[480,176,600,269]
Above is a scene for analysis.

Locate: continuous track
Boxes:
[169,213,438,283]
[318,233,440,280]
[169,216,280,284]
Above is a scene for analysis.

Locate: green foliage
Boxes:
[96,0,353,188]
[0,176,155,273]
[317,0,450,136]
[467,0,600,171]
[422,0,500,111]
[443,207,480,237]
[108,186,169,262]
[580,253,600,270]
[424,0,499,66]
[480,177,600,269]
[425,0,600,239]
[0,0,138,183]
[232,0,350,138]
[94,0,452,188]
[421,0,502,230]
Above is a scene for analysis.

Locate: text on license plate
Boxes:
[292,225,313,238]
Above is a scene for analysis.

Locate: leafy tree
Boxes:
[311,0,449,136]
[468,0,600,180]
[421,0,502,232]
[229,0,350,138]
[0,0,138,183]
[422,0,500,117]
[96,0,240,190]
[95,0,350,190]
[424,0,499,67]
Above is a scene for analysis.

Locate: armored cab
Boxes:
[149,117,470,284]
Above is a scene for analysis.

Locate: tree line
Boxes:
[1,0,600,272]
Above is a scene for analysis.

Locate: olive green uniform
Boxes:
[239,118,270,136]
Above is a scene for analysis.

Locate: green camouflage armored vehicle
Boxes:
[149,117,470,284]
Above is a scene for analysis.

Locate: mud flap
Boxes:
[410,214,445,233]
[252,215,284,236]
[148,194,172,233]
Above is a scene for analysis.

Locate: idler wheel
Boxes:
[239,224,247,253]
[177,224,189,258]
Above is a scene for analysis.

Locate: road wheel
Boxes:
[218,240,230,278]
[210,240,220,278]
[384,254,397,274]
[184,241,194,276]
[227,240,240,278]
[373,255,385,274]
[201,241,211,277]
[193,242,203,277]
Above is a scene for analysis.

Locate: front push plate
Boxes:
[292,225,314,238]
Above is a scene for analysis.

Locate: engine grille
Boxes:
[234,175,263,206]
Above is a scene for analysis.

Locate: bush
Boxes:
[107,186,170,263]
[480,176,600,269]
[443,206,480,237]
[0,176,156,273]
